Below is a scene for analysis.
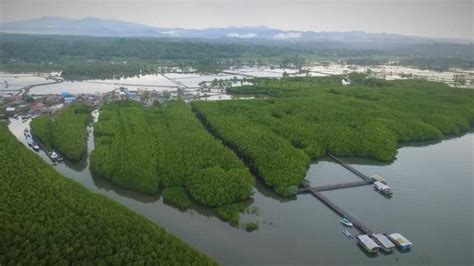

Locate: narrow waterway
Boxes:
[8,116,473,265]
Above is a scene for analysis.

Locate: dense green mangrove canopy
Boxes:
[30,103,92,161]
[194,74,474,195]
[90,100,254,222]
[0,124,215,265]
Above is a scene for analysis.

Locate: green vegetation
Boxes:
[244,222,259,232]
[0,124,215,265]
[91,100,254,224]
[0,34,308,79]
[2,34,471,79]
[30,103,92,161]
[215,201,253,226]
[194,74,474,196]
[163,187,192,210]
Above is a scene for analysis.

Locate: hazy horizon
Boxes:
[0,0,472,40]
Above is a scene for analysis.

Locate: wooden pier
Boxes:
[306,189,373,235]
[298,153,376,235]
[299,180,372,193]
[326,152,372,182]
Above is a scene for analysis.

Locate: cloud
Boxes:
[161,30,178,35]
[226,32,257,38]
[273,32,301,39]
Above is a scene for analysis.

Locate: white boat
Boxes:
[374,181,392,195]
[50,151,63,162]
[341,218,353,227]
[26,137,40,151]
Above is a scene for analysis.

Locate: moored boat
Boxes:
[374,181,392,195]
[356,234,380,254]
[372,233,396,252]
[342,229,353,238]
[341,218,353,227]
[26,136,40,151]
[388,233,413,250]
[50,151,63,162]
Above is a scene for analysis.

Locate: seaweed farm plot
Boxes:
[90,100,254,225]
[193,75,474,196]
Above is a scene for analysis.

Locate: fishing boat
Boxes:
[341,218,353,227]
[374,181,392,195]
[26,137,40,151]
[32,142,40,151]
[342,229,353,238]
[50,151,63,162]
[26,136,34,146]
[357,234,380,254]
[388,233,413,250]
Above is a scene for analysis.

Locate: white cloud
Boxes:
[161,30,178,35]
[273,32,301,39]
[226,32,257,38]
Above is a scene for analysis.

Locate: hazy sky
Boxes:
[1,0,472,39]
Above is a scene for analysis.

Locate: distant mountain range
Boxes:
[0,16,469,43]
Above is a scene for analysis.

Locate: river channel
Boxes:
[8,115,473,266]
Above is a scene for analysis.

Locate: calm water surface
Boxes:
[8,116,473,266]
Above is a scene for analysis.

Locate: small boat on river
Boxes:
[342,228,353,239]
[26,136,40,151]
[374,181,392,195]
[341,218,353,227]
[50,151,63,162]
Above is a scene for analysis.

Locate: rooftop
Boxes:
[388,233,413,246]
[372,234,396,249]
[357,234,380,250]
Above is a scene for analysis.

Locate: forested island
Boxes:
[30,103,91,161]
[0,123,215,265]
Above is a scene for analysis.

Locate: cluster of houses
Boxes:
[1,91,102,121]
[1,83,209,122]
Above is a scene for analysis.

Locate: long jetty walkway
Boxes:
[326,152,372,182]
[299,180,372,193]
[298,152,376,234]
[300,188,373,234]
